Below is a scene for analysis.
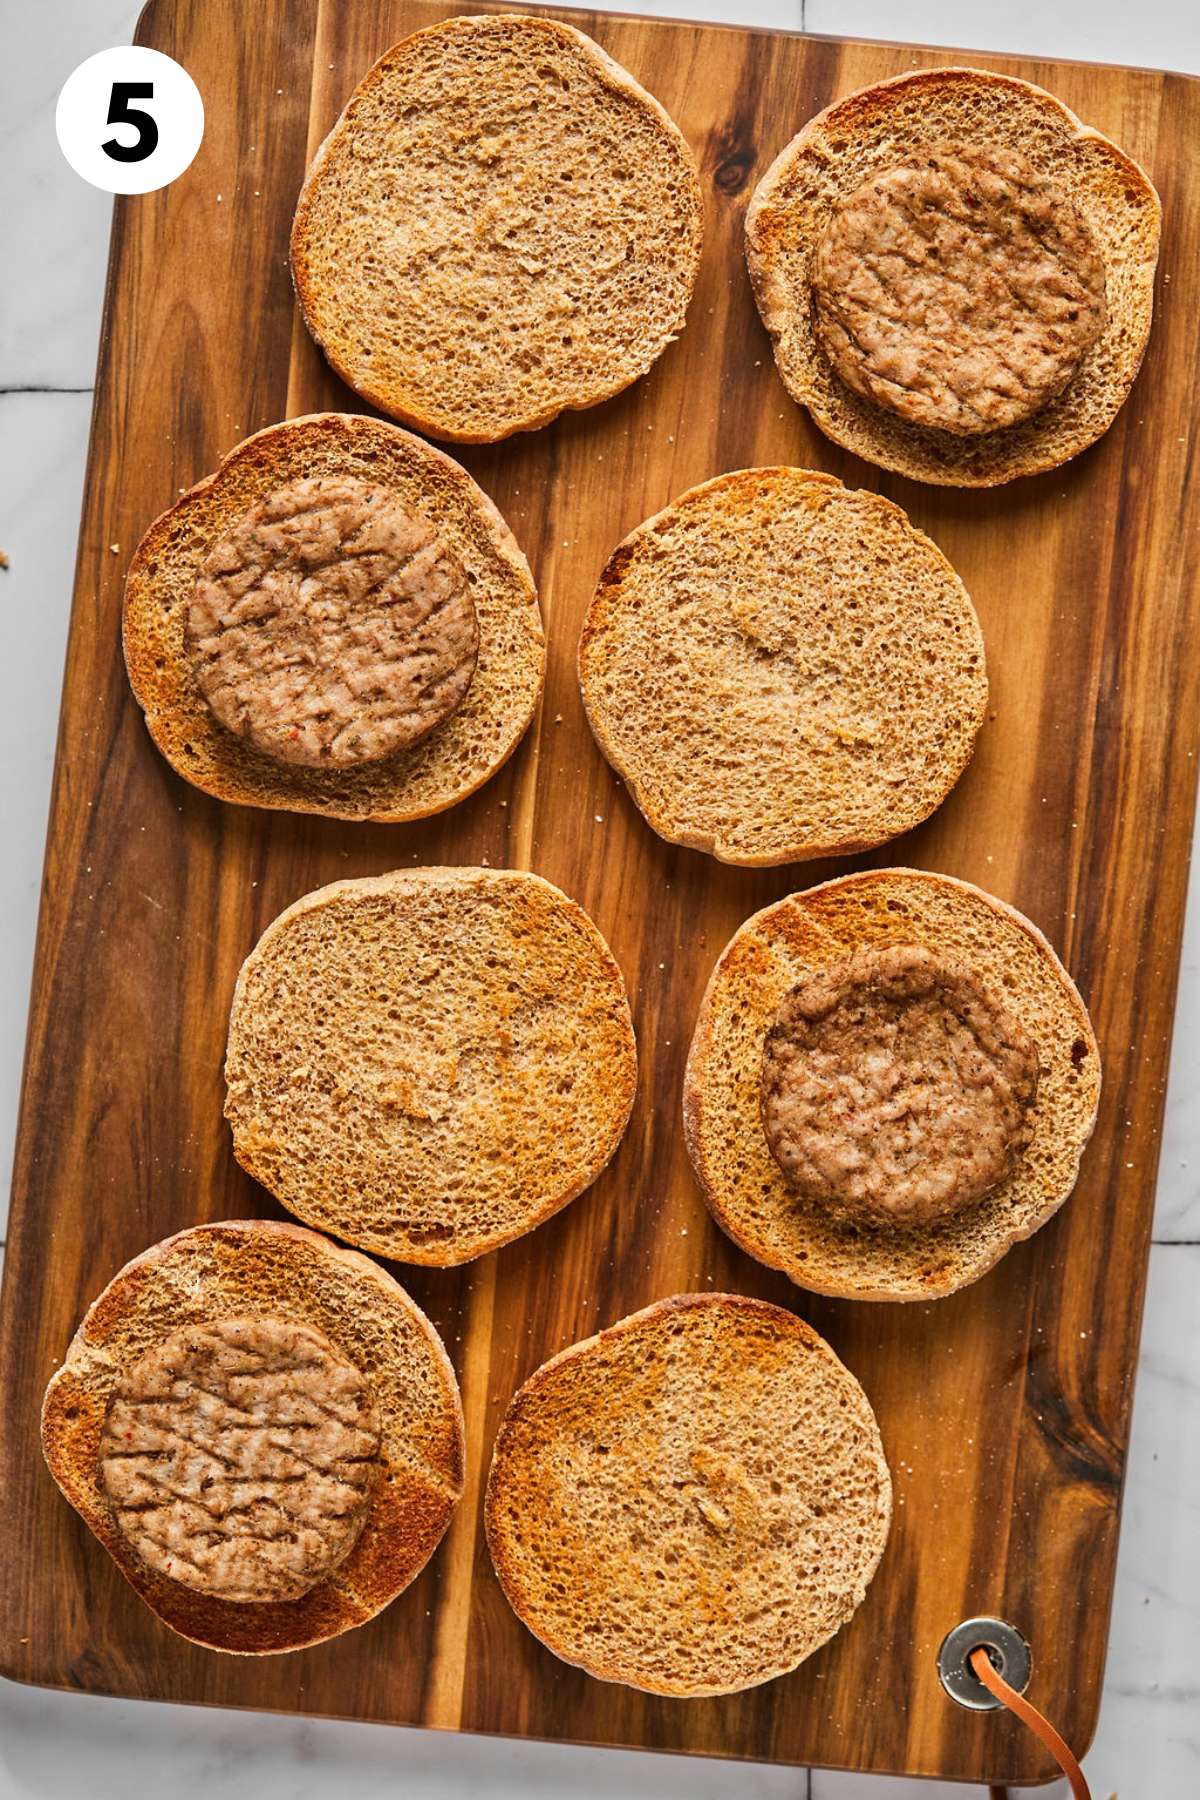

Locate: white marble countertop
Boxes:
[3,2,1198,1795]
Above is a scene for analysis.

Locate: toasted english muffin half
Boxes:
[683,869,1100,1300]
[224,868,637,1266]
[745,67,1160,485]
[485,1292,891,1695]
[123,413,543,821]
[41,1219,464,1654]
[578,468,987,864]
[291,14,704,443]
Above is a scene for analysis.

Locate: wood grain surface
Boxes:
[2,0,1199,1784]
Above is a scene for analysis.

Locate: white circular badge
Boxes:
[56,47,204,195]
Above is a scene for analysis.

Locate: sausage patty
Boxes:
[760,943,1040,1228]
[99,1315,381,1603]
[187,476,478,767]
[811,145,1107,436]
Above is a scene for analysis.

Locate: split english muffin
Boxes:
[224,868,637,1265]
[41,1220,464,1654]
[291,14,704,442]
[745,67,1161,485]
[123,413,543,821]
[578,467,987,864]
[485,1293,891,1695]
[684,870,1101,1300]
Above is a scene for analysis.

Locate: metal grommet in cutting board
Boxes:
[937,1617,1032,1711]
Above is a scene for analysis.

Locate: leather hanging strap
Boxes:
[968,1646,1091,1800]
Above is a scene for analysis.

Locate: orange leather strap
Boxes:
[968,1647,1091,1800]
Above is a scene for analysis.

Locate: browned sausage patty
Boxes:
[187,476,479,768]
[811,145,1107,436]
[760,944,1040,1228]
[99,1315,381,1603]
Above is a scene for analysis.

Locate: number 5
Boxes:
[103,81,159,163]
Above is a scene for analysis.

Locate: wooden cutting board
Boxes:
[2,0,1198,1783]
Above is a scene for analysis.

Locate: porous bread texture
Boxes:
[224,868,638,1266]
[578,468,987,864]
[745,67,1161,485]
[291,15,704,443]
[40,1220,465,1654]
[122,413,543,821]
[485,1292,891,1696]
[683,870,1101,1301]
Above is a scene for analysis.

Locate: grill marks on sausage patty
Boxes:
[760,944,1040,1228]
[811,145,1107,435]
[99,1316,381,1604]
[187,476,479,768]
